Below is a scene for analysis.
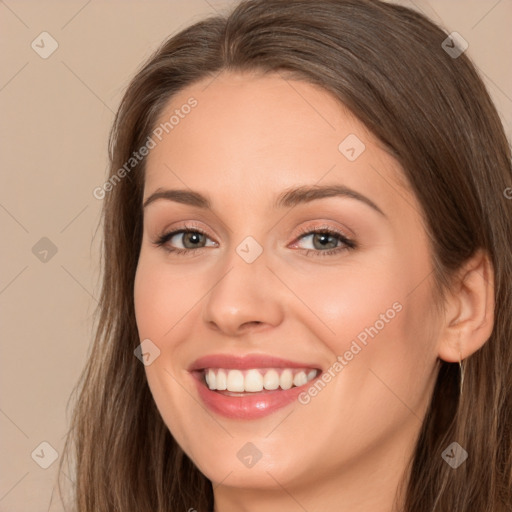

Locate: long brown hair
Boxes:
[58,0,512,510]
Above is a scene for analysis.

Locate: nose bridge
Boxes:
[201,240,284,335]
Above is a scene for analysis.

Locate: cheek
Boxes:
[297,253,439,398]
[133,255,202,447]
[287,266,438,457]
[293,259,407,349]
[134,251,200,339]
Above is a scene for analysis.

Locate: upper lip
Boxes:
[188,353,322,372]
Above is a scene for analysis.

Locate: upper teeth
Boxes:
[204,368,318,392]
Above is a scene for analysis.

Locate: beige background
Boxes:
[0,1,510,510]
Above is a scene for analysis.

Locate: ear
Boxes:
[437,248,495,362]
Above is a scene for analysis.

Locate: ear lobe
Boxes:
[437,248,495,363]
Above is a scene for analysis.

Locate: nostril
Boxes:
[243,321,261,328]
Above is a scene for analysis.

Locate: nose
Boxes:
[201,249,285,337]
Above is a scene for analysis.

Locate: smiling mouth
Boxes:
[198,367,320,394]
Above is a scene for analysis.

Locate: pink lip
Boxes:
[188,353,320,371]
[188,353,322,420]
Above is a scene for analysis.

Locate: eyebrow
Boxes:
[143,184,385,216]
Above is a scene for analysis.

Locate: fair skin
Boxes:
[134,71,494,512]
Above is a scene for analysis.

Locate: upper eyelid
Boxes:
[152,212,356,237]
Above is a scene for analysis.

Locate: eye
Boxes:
[153,223,217,256]
[290,225,356,257]
[153,223,356,258]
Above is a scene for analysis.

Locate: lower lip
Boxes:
[192,372,315,420]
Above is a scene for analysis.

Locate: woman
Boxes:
[59,0,512,510]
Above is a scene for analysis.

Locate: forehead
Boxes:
[152,70,373,151]
[144,71,412,207]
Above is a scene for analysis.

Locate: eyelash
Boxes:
[153,222,356,258]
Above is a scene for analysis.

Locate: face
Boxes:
[134,71,442,497]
